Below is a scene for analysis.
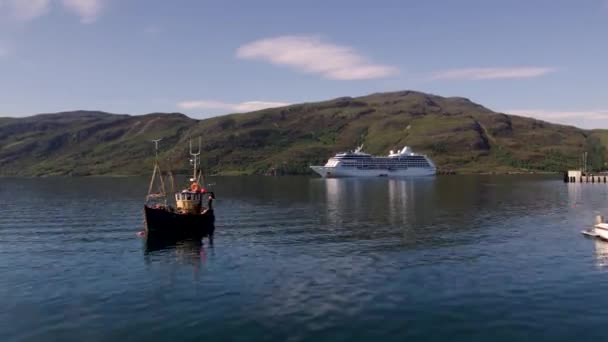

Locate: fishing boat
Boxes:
[143,138,215,242]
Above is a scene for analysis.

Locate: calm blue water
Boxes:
[1,175,608,341]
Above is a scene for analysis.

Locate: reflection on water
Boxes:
[318,177,440,247]
[143,237,208,273]
[594,239,608,268]
[387,179,408,226]
[321,177,436,227]
[323,178,368,225]
[567,183,583,208]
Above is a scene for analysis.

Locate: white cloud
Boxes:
[2,0,51,21]
[61,0,104,23]
[236,35,399,80]
[177,100,291,113]
[505,109,608,128]
[0,0,105,23]
[430,67,556,80]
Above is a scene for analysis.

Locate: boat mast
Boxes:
[147,138,166,203]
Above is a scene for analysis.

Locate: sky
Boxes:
[0,0,607,128]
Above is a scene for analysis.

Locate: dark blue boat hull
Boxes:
[144,206,215,239]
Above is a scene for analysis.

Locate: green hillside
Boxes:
[0,91,605,176]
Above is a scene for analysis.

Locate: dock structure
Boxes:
[564,170,608,183]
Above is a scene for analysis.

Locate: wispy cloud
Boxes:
[505,109,608,128]
[236,35,399,80]
[61,0,105,23]
[0,0,105,23]
[177,100,291,113]
[431,67,556,80]
[2,0,51,21]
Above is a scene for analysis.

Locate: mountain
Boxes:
[0,91,605,176]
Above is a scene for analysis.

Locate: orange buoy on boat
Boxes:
[190,182,200,192]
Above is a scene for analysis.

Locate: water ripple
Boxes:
[1,176,608,341]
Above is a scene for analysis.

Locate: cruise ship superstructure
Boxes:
[310,145,436,178]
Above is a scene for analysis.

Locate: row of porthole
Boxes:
[340,163,430,166]
[340,165,430,168]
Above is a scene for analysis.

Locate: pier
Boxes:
[564,170,608,183]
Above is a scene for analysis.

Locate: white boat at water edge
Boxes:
[595,223,608,240]
[310,145,436,178]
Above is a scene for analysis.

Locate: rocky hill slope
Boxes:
[0,91,604,176]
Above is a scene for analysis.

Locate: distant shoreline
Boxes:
[0,171,562,178]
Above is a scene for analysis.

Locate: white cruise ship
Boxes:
[310,145,436,178]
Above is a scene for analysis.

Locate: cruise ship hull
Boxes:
[310,166,436,178]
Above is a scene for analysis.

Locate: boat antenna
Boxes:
[152,139,162,161]
[189,137,202,184]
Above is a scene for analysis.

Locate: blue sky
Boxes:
[0,0,607,128]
